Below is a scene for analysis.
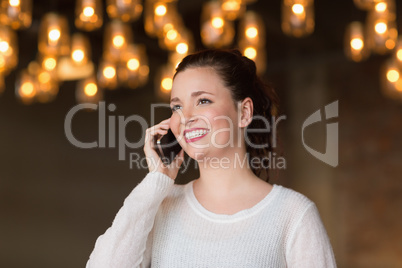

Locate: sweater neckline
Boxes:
[185,181,280,223]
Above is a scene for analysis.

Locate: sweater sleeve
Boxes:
[286,203,337,268]
[86,172,175,268]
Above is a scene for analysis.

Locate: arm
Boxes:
[286,204,337,268]
[86,172,174,268]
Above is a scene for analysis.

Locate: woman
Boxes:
[86,49,336,267]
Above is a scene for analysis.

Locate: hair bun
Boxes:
[229,49,243,57]
[228,49,257,75]
[241,55,257,76]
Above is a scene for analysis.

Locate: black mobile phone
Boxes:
[153,129,182,165]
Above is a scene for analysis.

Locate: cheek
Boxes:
[169,114,181,137]
[208,112,228,133]
[208,108,238,129]
[209,108,240,141]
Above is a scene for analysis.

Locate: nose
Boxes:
[185,117,197,127]
[177,107,197,127]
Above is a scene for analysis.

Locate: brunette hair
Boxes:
[174,49,279,182]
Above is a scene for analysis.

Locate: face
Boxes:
[169,67,242,161]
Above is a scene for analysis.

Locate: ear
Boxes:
[238,97,253,128]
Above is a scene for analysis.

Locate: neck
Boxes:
[194,149,260,198]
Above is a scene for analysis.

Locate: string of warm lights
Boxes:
[345,0,402,102]
[0,0,323,105]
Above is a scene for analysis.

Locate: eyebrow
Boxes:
[170,91,214,103]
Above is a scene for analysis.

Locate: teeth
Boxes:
[185,129,208,139]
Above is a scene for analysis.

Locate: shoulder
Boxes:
[271,186,332,248]
[264,185,322,238]
[272,184,315,216]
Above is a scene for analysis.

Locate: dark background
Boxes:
[1,0,402,267]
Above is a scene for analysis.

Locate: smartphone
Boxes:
[153,129,182,165]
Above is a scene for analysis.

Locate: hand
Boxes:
[144,118,184,180]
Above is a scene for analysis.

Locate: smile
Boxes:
[184,128,209,142]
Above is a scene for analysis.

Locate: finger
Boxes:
[148,125,170,136]
[147,118,171,133]
[157,118,171,127]
[146,125,169,136]
[156,119,170,128]
[144,119,171,146]
[152,128,168,136]
[148,124,169,133]
[145,128,168,144]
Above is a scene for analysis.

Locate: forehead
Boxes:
[171,67,230,99]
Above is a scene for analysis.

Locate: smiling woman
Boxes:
[170,49,278,180]
[86,49,336,268]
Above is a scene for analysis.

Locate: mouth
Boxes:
[183,128,210,143]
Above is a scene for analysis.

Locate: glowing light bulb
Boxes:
[43,57,56,71]
[174,60,180,69]
[0,56,5,68]
[375,22,387,34]
[163,23,173,32]
[176,43,188,54]
[38,72,51,84]
[155,4,167,16]
[48,28,61,42]
[9,0,20,7]
[84,82,97,96]
[166,29,178,40]
[222,0,240,11]
[21,82,34,97]
[387,69,399,83]
[244,47,257,59]
[161,77,172,91]
[396,80,402,92]
[292,4,304,15]
[385,39,395,50]
[72,49,85,63]
[127,58,140,71]
[396,49,402,61]
[113,35,125,48]
[0,41,9,53]
[83,6,95,17]
[246,27,258,39]
[211,17,224,28]
[375,2,387,12]
[103,66,116,79]
[351,38,363,50]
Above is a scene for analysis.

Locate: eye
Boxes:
[197,98,212,105]
[170,105,182,112]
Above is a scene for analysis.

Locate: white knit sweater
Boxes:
[86,172,336,268]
